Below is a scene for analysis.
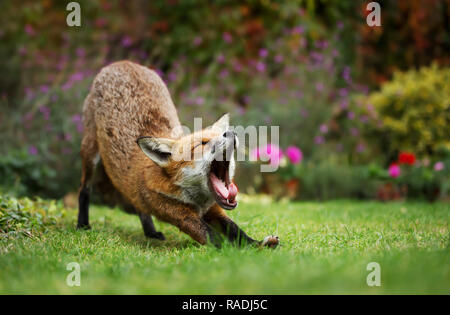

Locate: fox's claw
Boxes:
[261,235,280,248]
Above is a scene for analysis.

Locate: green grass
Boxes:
[0,197,449,294]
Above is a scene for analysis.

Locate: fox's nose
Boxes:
[223,130,236,138]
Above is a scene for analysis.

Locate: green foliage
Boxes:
[0,195,65,242]
[369,65,450,157]
[299,160,378,200]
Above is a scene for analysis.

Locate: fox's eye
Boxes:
[202,140,209,145]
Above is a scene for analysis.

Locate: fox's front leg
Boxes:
[204,205,279,248]
[156,206,222,247]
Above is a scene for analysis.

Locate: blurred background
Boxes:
[0,0,449,203]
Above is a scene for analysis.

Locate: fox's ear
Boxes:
[211,113,230,133]
[137,137,175,167]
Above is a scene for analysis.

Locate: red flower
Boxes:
[398,152,416,165]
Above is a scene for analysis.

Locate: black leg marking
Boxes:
[217,217,258,246]
[204,220,224,248]
[77,187,91,230]
[139,213,165,240]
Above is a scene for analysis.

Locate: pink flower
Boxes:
[255,61,266,72]
[251,144,283,166]
[195,97,205,106]
[28,145,38,155]
[216,54,225,63]
[121,36,132,47]
[347,111,355,120]
[222,32,233,43]
[25,24,35,36]
[259,48,268,58]
[315,82,324,92]
[319,124,328,134]
[285,146,303,164]
[434,161,444,172]
[388,163,401,178]
[274,54,283,63]
[314,136,324,144]
[193,36,203,46]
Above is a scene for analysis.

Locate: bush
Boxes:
[299,159,378,200]
[369,65,450,157]
[0,195,65,243]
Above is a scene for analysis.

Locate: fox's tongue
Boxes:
[228,182,238,202]
[210,173,238,201]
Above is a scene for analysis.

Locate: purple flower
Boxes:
[319,124,328,134]
[25,24,35,36]
[347,111,355,120]
[255,61,266,72]
[359,115,369,123]
[237,106,246,115]
[337,21,344,30]
[285,146,303,164]
[222,32,233,43]
[259,48,268,58]
[356,143,366,153]
[434,161,444,172]
[39,106,51,120]
[195,97,204,106]
[62,81,73,91]
[121,36,132,47]
[18,46,27,55]
[64,133,72,141]
[342,66,352,84]
[40,85,49,93]
[315,82,324,92]
[28,145,38,155]
[193,36,203,46]
[314,136,325,144]
[25,87,35,100]
[340,99,349,109]
[233,62,243,72]
[295,91,303,99]
[274,54,283,63]
[76,48,86,58]
[70,72,84,82]
[71,114,82,123]
[292,25,305,35]
[339,88,348,97]
[219,69,229,79]
[300,108,308,117]
[168,72,177,82]
[216,54,225,63]
[62,147,72,155]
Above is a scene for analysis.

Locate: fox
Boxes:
[77,60,279,248]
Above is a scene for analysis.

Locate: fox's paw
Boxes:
[146,231,166,241]
[76,223,91,230]
[261,235,279,248]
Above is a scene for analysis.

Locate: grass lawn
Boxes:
[0,197,449,294]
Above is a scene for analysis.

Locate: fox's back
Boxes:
[83,61,181,182]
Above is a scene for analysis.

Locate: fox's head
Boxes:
[137,114,239,211]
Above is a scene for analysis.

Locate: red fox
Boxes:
[78,60,279,248]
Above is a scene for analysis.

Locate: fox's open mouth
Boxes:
[208,159,238,210]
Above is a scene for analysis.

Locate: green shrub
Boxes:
[369,65,450,157]
[0,196,65,243]
[299,159,378,200]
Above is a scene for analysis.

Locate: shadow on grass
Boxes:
[113,226,196,251]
